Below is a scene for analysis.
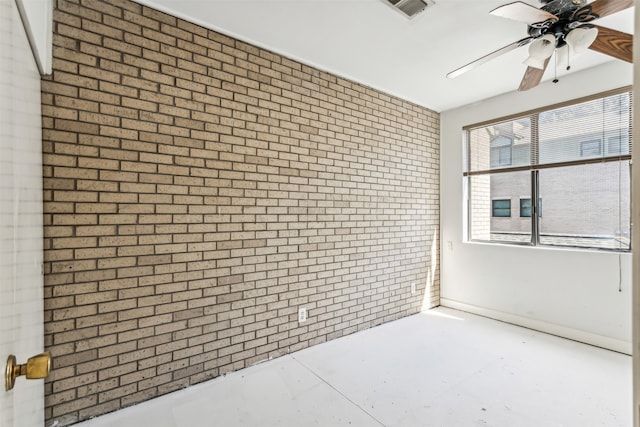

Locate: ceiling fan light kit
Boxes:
[524,34,557,69]
[565,26,599,54]
[446,0,633,91]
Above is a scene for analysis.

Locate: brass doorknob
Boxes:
[5,352,51,391]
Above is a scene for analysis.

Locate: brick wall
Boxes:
[41,0,440,425]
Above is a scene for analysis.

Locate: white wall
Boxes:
[0,0,45,425]
[441,60,633,354]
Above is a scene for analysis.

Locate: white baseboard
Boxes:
[439,298,632,355]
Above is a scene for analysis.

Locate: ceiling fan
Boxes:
[447,0,633,91]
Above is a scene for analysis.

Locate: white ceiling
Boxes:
[136,0,634,112]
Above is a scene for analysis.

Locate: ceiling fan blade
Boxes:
[588,0,633,19]
[589,25,633,63]
[518,57,550,91]
[447,37,533,79]
[490,1,558,25]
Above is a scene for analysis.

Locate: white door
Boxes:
[0,0,46,426]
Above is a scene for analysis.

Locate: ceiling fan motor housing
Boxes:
[540,0,589,19]
[528,0,597,47]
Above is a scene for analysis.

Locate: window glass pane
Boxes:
[607,135,629,155]
[491,145,512,168]
[520,198,542,218]
[469,171,531,243]
[492,199,511,217]
[520,198,531,217]
[538,92,631,165]
[467,118,531,172]
[580,140,602,157]
[538,161,631,250]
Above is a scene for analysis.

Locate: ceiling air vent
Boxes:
[385,0,434,18]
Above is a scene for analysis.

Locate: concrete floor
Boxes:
[76,307,632,427]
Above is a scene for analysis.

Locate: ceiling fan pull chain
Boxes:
[553,50,559,83]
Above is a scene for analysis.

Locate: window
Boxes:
[580,140,602,157]
[492,199,511,217]
[465,89,631,251]
[490,136,513,167]
[520,198,541,218]
[607,135,625,155]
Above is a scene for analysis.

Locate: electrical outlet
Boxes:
[411,282,416,294]
[298,307,307,323]
[447,240,453,251]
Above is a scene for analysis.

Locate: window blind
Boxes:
[464,88,632,176]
